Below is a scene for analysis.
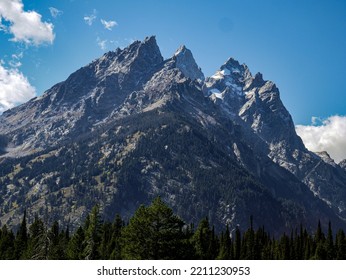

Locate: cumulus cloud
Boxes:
[0,0,55,45]
[49,7,63,18]
[84,10,97,26]
[97,37,107,50]
[0,64,36,114]
[296,116,346,163]
[9,52,23,68]
[101,19,117,30]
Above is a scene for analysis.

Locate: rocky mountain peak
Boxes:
[221,57,249,78]
[339,159,346,171]
[172,45,204,81]
[174,45,187,55]
[103,35,163,75]
[316,151,338,167]
[224,57,242,69]
[138,36,163,60]
[248,72,265,89]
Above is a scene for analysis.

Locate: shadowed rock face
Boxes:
[340,159,346,171]
[1,36,346,234]
[173,45,205,81]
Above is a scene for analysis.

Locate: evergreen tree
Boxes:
[241,216,255,259]
[191,218,216,259]
[47,221,67,259]
[83,205,102,260]
[217,225,232,259]
[335,229,346,260]
[67,226,85,259]
[0,225,15,259]
[234,227,241,260]
[121,197,188,259]
[109,214,123,259]
[14,210,28,259]
[278,234,291,260]
[314,220,325,243]
[326,221,335,260]
[99,222,113,259]
[314,242,327,259]
[27,216,49,260]
[313,220,326,259]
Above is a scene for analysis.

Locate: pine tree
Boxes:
[326,221,335,260]
[191,218,216,259]
[313,220,326,259]
[234,227,241,260]
[121,197,188,259]
[278,234,291,260]
[14,210,28,259]
[27,216,49,260]
[314,220,325,243]
[217,225,232,260]
[83,205,102,260]
[99,222,113,259]
[47,221,67,259]
[109,214,123,259]
[335,229,346,260]
[242,216,255,259]
[0,225,15,259]
[67,226,85,259]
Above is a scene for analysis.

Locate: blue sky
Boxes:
[1,0,346,160]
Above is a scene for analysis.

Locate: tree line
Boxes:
[1,197,346,260]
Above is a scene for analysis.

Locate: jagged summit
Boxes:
[172,45,204,81]
[174,45,187,56]
[244,72,266,90]
[339,159,346,171]
[316,151,337,167]
[223,57,245,72]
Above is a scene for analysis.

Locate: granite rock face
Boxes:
[339,159,346,171]
[1,36,346,234]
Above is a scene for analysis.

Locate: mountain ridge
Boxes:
[1,36,346,234]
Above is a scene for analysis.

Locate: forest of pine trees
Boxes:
[1,197,346,260]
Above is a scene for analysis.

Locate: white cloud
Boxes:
[84,9,97,26]
[0,64,36,114]
[296,115,346,163]
[0,0,55,45]
[49,7,63,18]
[97,37,107,50]
[9,52,23,68]
[101,19,118,30]
[11,52,23,60]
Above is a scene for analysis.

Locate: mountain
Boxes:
[340,159,346,171]
[1,36,346,235]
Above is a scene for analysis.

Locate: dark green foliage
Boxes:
[83,205,102,260]
[67,226,85,260]
[1,200,346,260]
[217,225,232,260]
[121,197,192,259]
[335,229,346,259]
[192,218,219,259]
[109,215,123,259]
[14,210,28,259]
[48,221,69,259]
[27,215,48,259]
[0,225,15,259]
